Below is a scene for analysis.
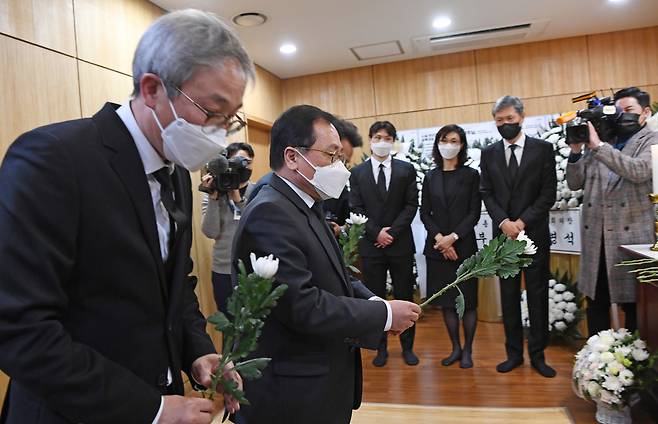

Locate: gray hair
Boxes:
[132,9,255,97]
[491,95,524,116]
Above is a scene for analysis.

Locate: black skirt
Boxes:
[426,256,478,310]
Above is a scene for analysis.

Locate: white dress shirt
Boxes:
[279,175,392,331]
[370,155,392,190]
[503,132,526,166]
[115,101,173,424]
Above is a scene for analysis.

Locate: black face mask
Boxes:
[615,113,643,138]
[497,123,522,140]
[239,167,253,183]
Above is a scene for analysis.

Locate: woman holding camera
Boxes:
[201,142,255,315]
[421,125,481,369]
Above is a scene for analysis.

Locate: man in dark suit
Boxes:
[480,95,557,378]
[349,121,420,367]
[232,105,420,424]
[0,10,251,424]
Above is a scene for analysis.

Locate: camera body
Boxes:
[199,155,251,194]
[565,95,620,145]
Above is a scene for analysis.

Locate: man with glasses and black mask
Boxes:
[0,10,248,424]
[566,87,658,337]
[349,121,420,367]
[232,105,421,424]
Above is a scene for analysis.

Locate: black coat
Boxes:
[232,174,387,424]
[349,158,418,257]
[420,166,481,260]
[479,136,557,248]
[0,103,215,424]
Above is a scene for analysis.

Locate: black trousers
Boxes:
[211,272,233,316]
[586,246,637,337]
[361,254,416,352]
[500,246,550,363]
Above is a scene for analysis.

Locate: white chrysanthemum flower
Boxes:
[554,321,567,331]
[602,376,622,392]
[547,133,561,143]
[516,231,537,255]
[346,213,368,225]
[557,199,568,210]
[588,351,600,363]
[249,253,279,279]
[554,310,565,320]
[562,291,575,301]
[633,339,647,350]
[564,312,575,322]
[556,301,567,310]
[554,283,566,292]
[556,170,565,181]
[600,351,615,363]
[614,346,632,358]
[631,348,650,362]
[549,279,557,287]
[606,361,623,376]
[553,293,564,302]
[618,369,634,386]
[567,198,579,208]
[561,189,572,199]
[565,302,578,312]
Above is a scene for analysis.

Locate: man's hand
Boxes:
[388,300,421,333]
[501,220,522,239]
[375,227,394,248]
[201,174,218,200]
[328,221,341,237]
[586,121,603,150]
[512,219,525,232]
[442,246,458,261]
[434,233,456,252]
[191,354,242,415]
[158,395,214,424]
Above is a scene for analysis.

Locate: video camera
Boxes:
[556,91,620,145]
[198,154,252,194]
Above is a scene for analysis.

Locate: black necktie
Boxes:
[311,202,342,257]
[377,163,387,199]
[508,144,519,179]
[152,167,189,233]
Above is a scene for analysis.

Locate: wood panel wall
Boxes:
[282,25,658,157]
[0,0,284,402]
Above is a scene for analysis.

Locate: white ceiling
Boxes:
[150,0,658,79]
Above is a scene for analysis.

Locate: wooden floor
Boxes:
[360,308,653,424]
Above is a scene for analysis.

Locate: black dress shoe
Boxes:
[459,350,473,369]
[531,361,557,378]
[496,358,524,373]
[372,350,388,367]
[402,350,419,366]
[441,349,462,366]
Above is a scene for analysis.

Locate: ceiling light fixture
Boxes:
[432,16,452,29]
[279,43,297,54]
[232,12,267,27]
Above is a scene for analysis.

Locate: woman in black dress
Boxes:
[421,124,481,368]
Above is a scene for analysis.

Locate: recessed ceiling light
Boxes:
[232,12,267,27]
[279,43,297,54]
[608,0,626,3]
[432,16,452,29]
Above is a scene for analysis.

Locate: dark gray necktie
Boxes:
[377,163,387,198]
[152,167,189,232]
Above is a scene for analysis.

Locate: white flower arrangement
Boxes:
[400,140,435,201]
[573,329,656,410]
[538,122,584,210]
[521,273,584,341]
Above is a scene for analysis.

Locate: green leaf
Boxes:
[234,358,271,380]
[207,311,231,332]
[455,291,465,319]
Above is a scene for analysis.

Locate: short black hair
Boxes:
[269,105,339,170]
[614,86,651,109]
[226,142,254,158]
[368,121,397,140]
[433,124,468,167]
[334,119,363,148]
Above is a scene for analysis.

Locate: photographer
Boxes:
[566,87,658,336]
[201,142,255,315]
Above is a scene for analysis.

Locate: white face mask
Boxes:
[151,84,228,171]
[371,141,393,157]
[438,144,461,160]
[295,149,351,200]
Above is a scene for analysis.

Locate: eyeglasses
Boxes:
[174,86,246,135]
[296,147,347,165]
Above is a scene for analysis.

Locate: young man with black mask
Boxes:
[566,87,658,336]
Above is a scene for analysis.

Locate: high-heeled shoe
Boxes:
[441,349,462,366]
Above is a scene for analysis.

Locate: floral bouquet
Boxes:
[202,253,287,412]
[421,231,536,318]
[521,272,584,342]
[573,329,657,422]
[538,123,584,210]
[338,212,368,273]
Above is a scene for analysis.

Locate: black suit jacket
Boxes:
[479,136,557,247]
[349,158,418,257]
[232,175,387,424]
[0,103,215,424]
[420,166,481,260]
